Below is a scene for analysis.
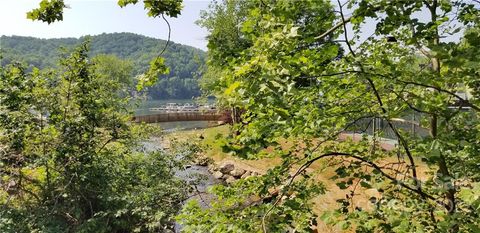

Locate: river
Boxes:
[138,101,220,232]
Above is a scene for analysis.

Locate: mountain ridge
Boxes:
[1,32,205,51]
[0,32,206,99]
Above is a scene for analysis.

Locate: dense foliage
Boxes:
[0,41,190,232]
[181,0,480,232]
[1,1,203,232]
[0,33,205,99]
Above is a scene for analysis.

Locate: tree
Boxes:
[92,54,135,93]
[180,0,341,231]
[0,41,189,232]
[0,2,203,232]
[181,0,480,232]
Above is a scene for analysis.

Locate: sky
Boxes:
[0,0,211,50]
[0,0,464,52]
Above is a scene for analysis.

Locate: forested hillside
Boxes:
[0,33,205,99]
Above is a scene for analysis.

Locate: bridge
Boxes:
[132,111,223,123]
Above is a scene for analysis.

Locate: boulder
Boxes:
[219,163,235,174]
[213,171,224,179]
[225,175,237,184]
[241,171,252,179]
[251,171,260,176]
[230,168,246,177]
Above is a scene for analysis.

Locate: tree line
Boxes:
[1,32,205,99]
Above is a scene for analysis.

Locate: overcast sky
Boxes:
[0,0,210,50]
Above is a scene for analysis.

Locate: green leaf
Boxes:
[26,0,65,24]
[136,57,169,91]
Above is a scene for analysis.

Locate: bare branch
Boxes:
[337,0,356,56]
[159,14,171,57]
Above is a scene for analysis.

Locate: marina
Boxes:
[148,103,217,113]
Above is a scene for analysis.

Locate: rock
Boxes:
[240,171,252,179]
[268,187,280,196]
[208,164,217,173]
[219,163,235,174]
[251,171,260,176]
[184,164,192,169]
[195,156,212,166]
[213,171,224,179]
[230,168,246,177]
[197,159,208,166]
[225,175,236,184]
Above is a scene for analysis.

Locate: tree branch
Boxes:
[299,152,441,204]
[400,80,480,112]
[337,0,356,56]
[314,16,351,41]
[159,14,171,57]
[363,77,422,190]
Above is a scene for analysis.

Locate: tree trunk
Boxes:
[429,1,457,231]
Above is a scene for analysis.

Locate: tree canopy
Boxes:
[180,0,480,232]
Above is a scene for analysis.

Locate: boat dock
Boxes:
[148,103,216,113]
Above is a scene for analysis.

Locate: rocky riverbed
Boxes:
[192,154,262,185]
